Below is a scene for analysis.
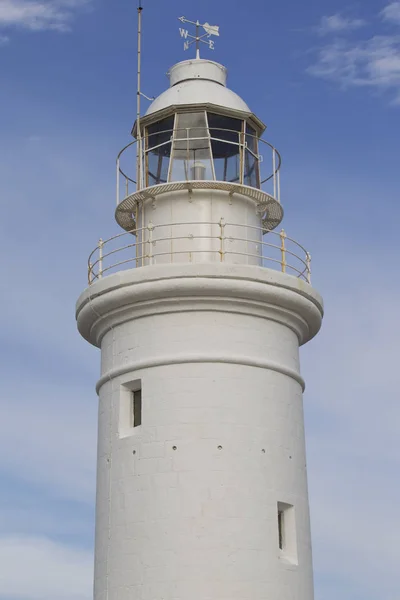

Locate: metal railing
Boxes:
[116,128,281,205]
[88,221,311,285]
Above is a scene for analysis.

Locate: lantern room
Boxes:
[143,110,260,187]
[135,60,267,190]
[116,59,283,231]
[112,58,288,270]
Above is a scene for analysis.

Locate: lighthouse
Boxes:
[76,16,323,600]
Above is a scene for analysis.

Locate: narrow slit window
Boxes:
[277,502,298,564]
[133,388,142,427]
[278,509,284,550]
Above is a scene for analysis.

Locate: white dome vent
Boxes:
[145,59,251,116]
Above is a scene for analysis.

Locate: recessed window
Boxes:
[278,508,284,550]
[277,502,298,564]
[133,388,142,428]
[119,379,142,438]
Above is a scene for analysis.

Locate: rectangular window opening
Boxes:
[277,502,298,565]
[278,509,284,550]
[133,388,142,428]
[119,379,142,438]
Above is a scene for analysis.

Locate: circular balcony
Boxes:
[87,221,311,286]
[116,125,283,233]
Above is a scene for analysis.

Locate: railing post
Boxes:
[125,177,129,198]
[98,238,104,279]
[280,229,286,273]
[277,167,281,203]
[147,222,154,266]
[272,149,276,199]
[116,158,120,207]
[219,218,226,262]
[306,252,311,284]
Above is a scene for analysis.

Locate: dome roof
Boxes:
[145,59,251,117]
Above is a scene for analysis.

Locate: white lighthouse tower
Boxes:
[76,16,323,600]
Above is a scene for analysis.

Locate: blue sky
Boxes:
[0,0,399,599]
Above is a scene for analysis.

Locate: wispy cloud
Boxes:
[0,0,89,33]
[0,536,92,600]
[317,13,366,35]
[381,1,400,24]
[0,34,10,44]
[309,36,400,93]
[309,3,400,104]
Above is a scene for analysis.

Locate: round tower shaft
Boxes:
[77,54,323,600]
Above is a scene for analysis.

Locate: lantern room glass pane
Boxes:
[207,113,242,183]
[244,124,260,188]
[170,112,214,181]
[145,116,174,186]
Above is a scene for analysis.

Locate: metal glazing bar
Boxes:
[239,128,245,185]
[205,112,216,181]
[167,116,177,182]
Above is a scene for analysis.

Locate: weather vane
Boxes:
[178,16,220,59]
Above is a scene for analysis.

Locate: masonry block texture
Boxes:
[76,264,323,600]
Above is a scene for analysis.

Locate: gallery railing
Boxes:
[88,221,311,285]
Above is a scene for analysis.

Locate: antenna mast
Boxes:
[136,0,143,190]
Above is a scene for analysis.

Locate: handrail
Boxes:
[88,221,311,285]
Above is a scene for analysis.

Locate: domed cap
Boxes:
[145,58,251,116]
[169,59,227,86]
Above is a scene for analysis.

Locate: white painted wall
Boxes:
[76,264,323,600]
[136,189,262,266]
